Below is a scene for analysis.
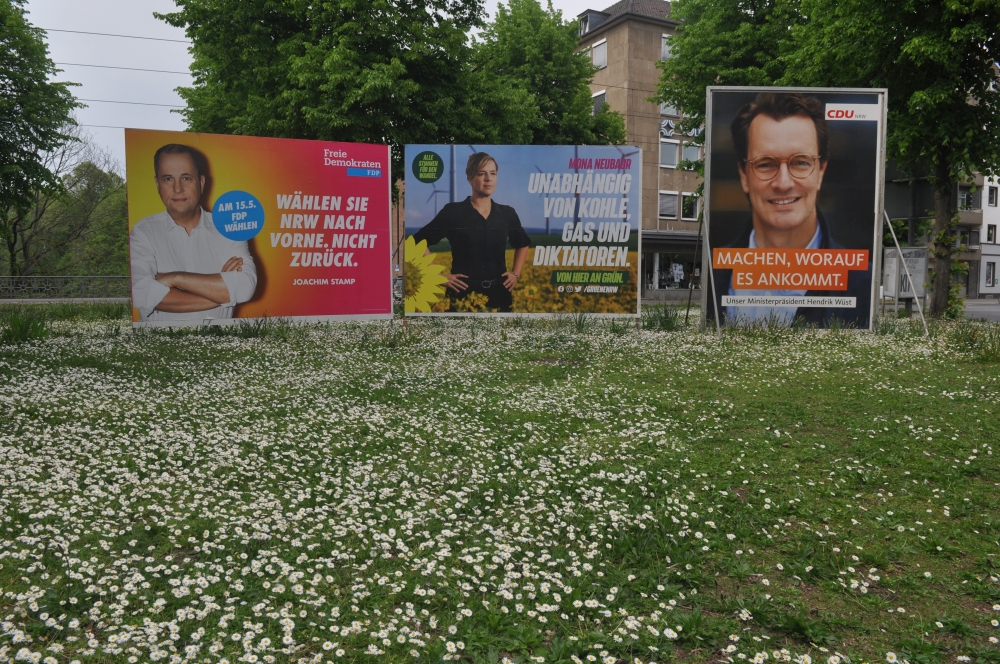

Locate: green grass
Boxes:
[0,300,130,322]
[1,305,999,664]
[0,307,50,344]
[641,305,685,332]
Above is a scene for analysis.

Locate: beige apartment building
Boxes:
[578,0,703,299]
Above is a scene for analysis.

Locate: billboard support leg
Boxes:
[686,211,704,327]
[894,278,899,317]
[706,246,721,340]
[883,210,929,337]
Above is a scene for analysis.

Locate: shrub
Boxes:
[196,316,295,340]
[642,305,682,331]
[948,319,1000,362]
[0,310,50,344]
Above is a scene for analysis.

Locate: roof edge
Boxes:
[578,10,677,43]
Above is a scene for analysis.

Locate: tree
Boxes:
[474,0,626,145]
[657,0,1000,317]
[781,0,1000,317]
[3,124,126,276]
[50,175,128,276]
[157,0,539,183]
[655,0,801,138]
[1,0,80,260]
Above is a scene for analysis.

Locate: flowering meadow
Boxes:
[1,305,999,664]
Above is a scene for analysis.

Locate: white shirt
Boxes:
[130,209,257,322]
[726,224,822,324]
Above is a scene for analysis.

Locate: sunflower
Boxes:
[404,236,448,313]
[451,291,493,313]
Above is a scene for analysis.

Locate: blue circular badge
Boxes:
[212,190,265,241]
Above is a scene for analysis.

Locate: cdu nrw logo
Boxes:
[824,103,880,121]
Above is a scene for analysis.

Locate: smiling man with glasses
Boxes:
[736,97,828,250]
[712,92,872,327]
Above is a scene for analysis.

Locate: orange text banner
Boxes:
[713,248,869,291]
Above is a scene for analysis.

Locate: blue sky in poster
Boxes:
[405,144,642,236]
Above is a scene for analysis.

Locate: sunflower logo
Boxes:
[404,236,448,313]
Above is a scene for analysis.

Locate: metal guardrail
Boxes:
[0,276,130,299]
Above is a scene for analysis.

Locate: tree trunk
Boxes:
[4,235,15,277]
[16,218,29,277]
[929,164,956,317]
[9,210,31,277]
[4,210,21,277]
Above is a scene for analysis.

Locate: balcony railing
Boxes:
[958,208,983,227]
[0,276,130,300]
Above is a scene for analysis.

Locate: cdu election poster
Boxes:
[703,88,887,330]
[125,129,392,326]
[403,144,641,316]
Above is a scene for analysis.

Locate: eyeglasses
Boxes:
[744,154,822,181]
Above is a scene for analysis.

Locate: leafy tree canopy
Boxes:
[786,0,1000,316]
[1,0,79,229]
[3,125,125,277]
[655,0,802,134]
[158,0,537,182]
[474,0,626,145]
[783,0,1000,185]
[656,0,1000,316]
[159,0,624,183]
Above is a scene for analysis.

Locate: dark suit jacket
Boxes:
[709,211,873,328]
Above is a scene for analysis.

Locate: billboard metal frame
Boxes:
[402,144,643,319]
[125,131,394,326]
[700,86,889,333]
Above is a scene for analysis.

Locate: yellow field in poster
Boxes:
[412,249,639,314]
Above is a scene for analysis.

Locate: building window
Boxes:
[958,187,972,210]
[580,11,606,36]
[681,143,701,168]
[661,35,672,60]
[592,40,607,69]
[592,91,606,115]
[989,224,997,243]
[658,191,678,219]
[990,186,998,206]
[987,262,997,288]
[959,186,980,210]
[659,139,678,168]
[681,193,699,220]
[660,102,678,117]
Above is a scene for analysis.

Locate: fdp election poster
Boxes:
[125,129,392,325]
[403,145,641,315]
[702,88,886,330]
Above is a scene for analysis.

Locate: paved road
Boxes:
[965,299,1000,322]
[881,298,1000,322]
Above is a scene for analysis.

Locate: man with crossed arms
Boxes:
[130,144,257,322]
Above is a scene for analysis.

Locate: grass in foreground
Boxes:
[1,306,999,664]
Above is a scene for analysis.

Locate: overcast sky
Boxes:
[24,0,603,171]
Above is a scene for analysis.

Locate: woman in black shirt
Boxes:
[412,152,531,313]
